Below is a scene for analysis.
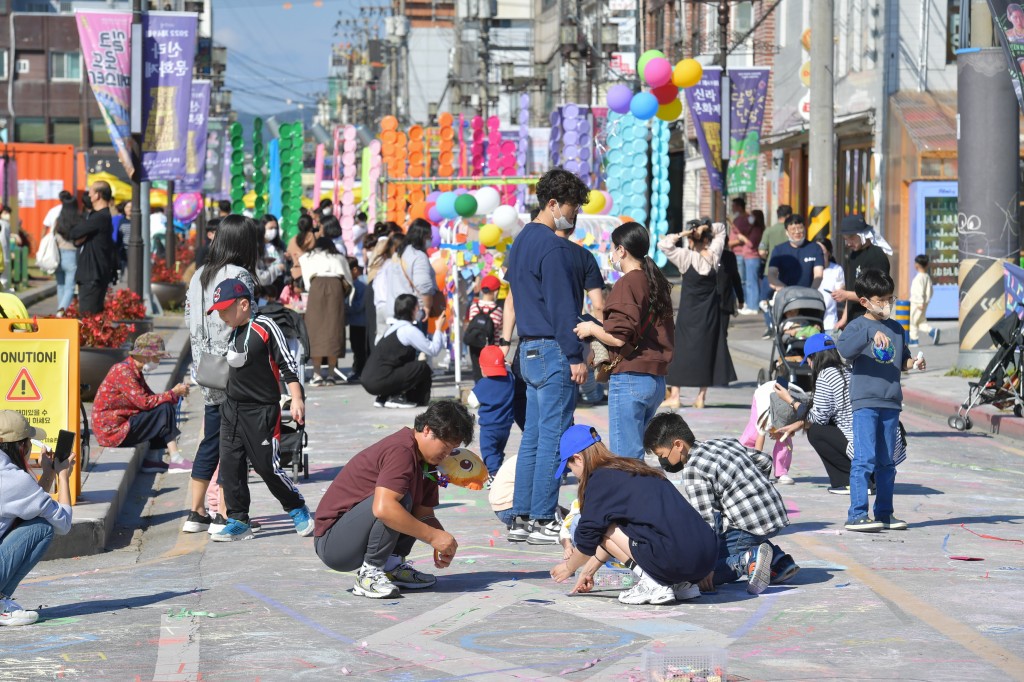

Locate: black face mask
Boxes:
[658,455,684,474]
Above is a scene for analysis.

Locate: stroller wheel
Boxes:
[1014,404,1022,418]
[757,368,767,385]
[303,451,310,480]
[948,415,968,431]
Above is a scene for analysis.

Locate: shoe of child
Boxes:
[776,475,795,485]
[167,456,193,473]
[525,519,561,545]
[182,511,213,533]
[0,597,38,626]
[618,574,676,605]
[506,515,530,543]
[483,475,494,490]
[879,515,908,530]
[289,506,315,536]
[211,518,254,542]
[672,581,701,601]
[844,516,884,532]
[744,542,773,595]
[758,300,770,313]
[353,564,400,599]
[207,514,228,534]
[386,561,437,590]
[770,554,801,585]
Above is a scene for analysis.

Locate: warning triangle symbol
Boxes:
[5,368,42,401]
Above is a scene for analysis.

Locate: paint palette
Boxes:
[592,566,636,589]
[642,648,728,682]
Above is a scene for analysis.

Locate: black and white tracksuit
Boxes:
[221,314,305,524]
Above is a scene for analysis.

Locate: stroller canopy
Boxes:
[773,286,826,320]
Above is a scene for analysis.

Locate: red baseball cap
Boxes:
[479,345,507,377]
[480,275,501,292]
[206,278,253,314]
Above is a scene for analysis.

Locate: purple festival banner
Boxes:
[179,80,210,192]
[727,67,770,194]
[684,66,724,192]
[141,12,197,181]
[76,11,134,178]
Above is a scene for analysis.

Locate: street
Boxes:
[4,347,1024,682]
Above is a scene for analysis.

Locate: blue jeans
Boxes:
[849,407,900,522]
[743,257,761,312]
[479,422,512,476]
[514,339,576,521]
[192,403,222,482]
[55,248,78,311]
[760,277,773,329]
[712,515,782,585]
[494,509,517,527]
[608,372,665,459]
[0,517,55,598]
[579,367,605,403]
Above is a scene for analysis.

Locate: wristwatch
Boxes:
[497,338,511,347]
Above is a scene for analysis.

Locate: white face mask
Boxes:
[265,229,278,243]
[143,361,160,373]
[869,302,892,320]
[322,206,333,216]
[226,319,253,368]
[610,246,623,272]
[551,205,574,232]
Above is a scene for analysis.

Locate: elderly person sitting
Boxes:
[92,333,189,474]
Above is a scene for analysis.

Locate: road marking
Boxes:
[152,614,200,682]
[791,534,1024,679]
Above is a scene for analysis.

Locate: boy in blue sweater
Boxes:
[473,345,517,481]
[346,258,368,381]
[836,269,924,532]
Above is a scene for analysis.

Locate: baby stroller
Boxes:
[259,301,311,481]
[948,308,1024,431]
[757,286,826,392]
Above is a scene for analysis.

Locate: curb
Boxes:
[44,316,191,560]
[17,282,57,309]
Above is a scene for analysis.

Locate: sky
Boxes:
[215,0,386,116]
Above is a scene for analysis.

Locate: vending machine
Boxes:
[907,180,958,319]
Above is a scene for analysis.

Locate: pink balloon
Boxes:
[600,190,614,215]
[644,58,673,88]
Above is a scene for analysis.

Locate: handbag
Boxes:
[36,231,60,274]
[193,287,230,391]
[768,386,810,430]
[400,255,445,317]
[594,303,655,383]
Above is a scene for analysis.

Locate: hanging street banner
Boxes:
[988,0,1024,111]
[76,11,134,178]
[727,67,770,194]
[1005,260,1024,318]
[140,12,198,181]
[179,80,210,193]
[684,66,724,192]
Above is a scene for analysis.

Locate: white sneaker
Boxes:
[0,597,38,626]
[617,574,676,605]
[672,581,701,601]
[776,475,795,485]
[353,564,400,599]
[738,307,756,316]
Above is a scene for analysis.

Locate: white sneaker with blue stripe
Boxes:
[289,506,315,536]
[211,518,254,542]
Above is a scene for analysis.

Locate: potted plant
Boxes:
[61,290,146,401]
[151,257,188,309]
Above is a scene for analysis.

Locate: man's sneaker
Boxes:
[760,330,773,340]
[353,564,400,599]
[879,516,908,530]
[844,516,884,532]
[507,515,530,542]
[289,506,315,536]
[672,581,701,601]
[384,398,417,409]
[0,597,38,626]
[483,475,495,490]
[309,374,325,387]
[182,511,213,533]
[744,542,773,595]
[207,514,228,534]
[526,519,561,545]
[758,300,770,313]
[827,485,850,495]
[140,458,168,474]
[211,518,254,542]
[770,554,801,585]
[618,574,676,605]
[387,562,437,590]
[776,475,795,485]
[373,395,388,408]
[930,328,941,345]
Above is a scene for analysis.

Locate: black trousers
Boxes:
[349,325,368,376]
[806,423,851,487]
[120,401,179,451]
[77,279,108,315]
[363,361,433,406]
[469,346,483,382]
[314,494,416,571]
[220,398,305,524]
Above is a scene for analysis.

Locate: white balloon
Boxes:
[474,186,501,215]
[492,204,519,230]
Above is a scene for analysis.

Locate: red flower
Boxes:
[51,289,146,348]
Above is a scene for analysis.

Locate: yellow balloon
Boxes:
[656,98,683,122]
[673,59,703,89]
[479,223,503,248]
[583,189,606,215]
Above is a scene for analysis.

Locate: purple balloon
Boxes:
[427,190,441,202]
[607,84,633,114]
[428,205,444,224]
[431,225,442,248]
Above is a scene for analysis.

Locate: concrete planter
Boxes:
[80,347,128,401]
[152,282,187,310]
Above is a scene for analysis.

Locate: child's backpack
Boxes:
[463,305,496,349]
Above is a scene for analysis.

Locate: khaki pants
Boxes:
[909,305,932,341]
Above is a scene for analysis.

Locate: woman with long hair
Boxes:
[286,213,318,282]
[300,236,353,385]
[572,222,674,458]
[366,231,405,347]
[52,193,82,312]
[658,219,736,409]
[549,425,717,605]
[257,214,288,287]
[383,219,437,331]
[183,214,261,533]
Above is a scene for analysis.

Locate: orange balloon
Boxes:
[438,112,454,127]
[409,126,424,141]
[619,215,634,223]
[455,233,467,244]
[408,189,426,205]
[381,115,399,131]
[409,201,428,221]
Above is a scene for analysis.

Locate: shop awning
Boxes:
[761,112,875,151]
[891,91,957,155]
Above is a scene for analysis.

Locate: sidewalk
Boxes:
[725,313,1024,441]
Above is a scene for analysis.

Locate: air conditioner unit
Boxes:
[15,60,29,74]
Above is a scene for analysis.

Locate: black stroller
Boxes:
[260,301,311,481]
[948,309,1024,431]
[757,286,826,392]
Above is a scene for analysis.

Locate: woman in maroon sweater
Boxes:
[573,222,675,458]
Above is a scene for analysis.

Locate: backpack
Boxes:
[36,231,60,274]
[463,305,496,349]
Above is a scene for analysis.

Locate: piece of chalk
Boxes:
[950,556,984,561]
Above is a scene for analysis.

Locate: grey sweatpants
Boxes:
[314,493,416,571]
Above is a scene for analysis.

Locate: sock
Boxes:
[628,561,645,579]
[360,561,383,574]
[383,555,403,572]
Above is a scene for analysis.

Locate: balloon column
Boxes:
[470,116,485,176]
[339,125,359,253]
[516,93,530,209]
[229,121,245,214]
[604,111,649,225]
[252,118,268,217]
[279,122,304,239]
[380,115,407,223]
[365,140,382,227]
[650,118,670,265]
[549,104,592,185]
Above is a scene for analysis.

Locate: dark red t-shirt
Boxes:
[313,427,439,536]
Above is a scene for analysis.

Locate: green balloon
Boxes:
[637,49,666,78]
[454,193,478,217]
[230,122,242,136]
[281,191,292,203]
[232,199,245,213]
[231,150,243,164]
[254,118,263,131]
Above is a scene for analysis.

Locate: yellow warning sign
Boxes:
[5,367,42,401]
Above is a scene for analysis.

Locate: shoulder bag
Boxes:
[594,303,655,383]
[400,253,445,318]
[193,286,230,390]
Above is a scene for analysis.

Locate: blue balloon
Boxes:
[630,92,659,120]
[436,192,459,220]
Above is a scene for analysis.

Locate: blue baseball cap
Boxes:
[802,333,836,364]
[555,424,602,479]
[207,277,253,314]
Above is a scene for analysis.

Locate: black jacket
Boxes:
[69,207,117,284]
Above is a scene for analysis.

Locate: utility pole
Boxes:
[717,0,730,224]
[127,0,145,298]
[808,0,834,240]
[164,180,175,269]
[479,0,490,117]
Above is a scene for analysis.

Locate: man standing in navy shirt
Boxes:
[503,169,590,545]
[766,214,823,291]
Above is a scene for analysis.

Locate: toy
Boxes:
[438,448,489,490]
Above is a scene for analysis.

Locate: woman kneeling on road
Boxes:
[0,412,73,626]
